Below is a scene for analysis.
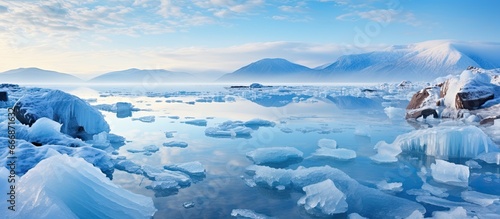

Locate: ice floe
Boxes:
[297,179,348,216]
[430,159,469,187]
[246,147,303,166]
[14,154,156,219]
[162,141,188,148]
[164,161,205,177]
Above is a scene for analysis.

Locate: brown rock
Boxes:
[406,88,430,110]
[406,108,438,119]
[455,91,494,110]
[479,115,500,126]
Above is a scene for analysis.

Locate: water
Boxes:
[58,84,499,218]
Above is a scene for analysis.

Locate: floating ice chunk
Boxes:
[165,131,176,138]
[205,121,253,138]
[163,141,188,148]
[168,116,180,119]
[312,148,356,161]
[430,159,469,187]
[88,131,110,149]
[476,152,500,165]
[132,116,155,123]
[376,180,403,192]
[465,160,482,169]
[432,207,476,219]
[15,154,156,219]
[183,119,207,126]
[280,127,293,133]
[115,102,133,118]
[114,159,142,174]
[370,141,402,163]
[183,201,195,209]
[384,107,406,120]
[354,125,371,137]
[13,89,110,140]
[230,209,274,219]
[29,117,86,147]
[298,179,348,216]
[461,191,500,207]
[164,161,205,176]
[146,180,179,191]
[372,125,497,160]
[244,119,275,128]
[246,147,303,166]
[144,145,159,153]
[348,213,368,219]
[421,183,448,198]
[327,95,381,109]
[405,210,424,219]
[142,165,191,186]
[318,138,337,149]
[246,165,425,218]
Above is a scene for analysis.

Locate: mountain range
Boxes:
[1,40,499,84]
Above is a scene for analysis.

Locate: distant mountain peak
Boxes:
[0,67,83,84]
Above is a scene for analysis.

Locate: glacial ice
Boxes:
[230,209,274,219]
[297,179,348,216]
[430,159,469,186]
[476,152,500,165]
[384,107,406,120]
[28,117,87,147]
[163,141,188,148]
[14,154,156,219]
[318,138,337,149]
[371,125,497,162]
[246,165,425,218]
[13,89,110,140]
[246,147,303,166]
[164,161,205,176]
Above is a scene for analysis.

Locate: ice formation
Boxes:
[376,180,403,192]
[371,125,497,162]
[430,159,469,187]
[183,119,208,126]
[243,118,275,128]
[230,209,274,219]
[205,120,253,138]
[461,191,499,207]
[14,154,156,219]
[297,179,348,216]
[114,159,143,174]
[13,89,110,140]
[312,148,356,160]
[132,115,155,123]
[384,107,406,120]
[246,147,303,166]
[164,161,205,176]
[246,165,425,218]
[476,152,500,165]
[327,95,381,109]
[318,138,337,149]
[28,117,87,147]
[162,141,188,148]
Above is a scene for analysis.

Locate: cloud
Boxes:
[337,9,420,26]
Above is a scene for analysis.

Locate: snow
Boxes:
[14,154,156,219]
[371,125,497,162]
[164,161,205,176]
[246,165,425,218]
[297,179,348,216]
[430,159,469,187]
[230,209,274,219]
[163,141,188,148]
[14,89,110,140]
[246,147,303,166]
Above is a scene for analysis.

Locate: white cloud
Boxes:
[337,9,420,26]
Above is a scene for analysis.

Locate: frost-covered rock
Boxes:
[371,125,497,162]
[297,179,348,216]
[246,165,425,218]
[430,159,469,187]
[246,147,303,166]
[405,86,440,119]
[164,161,205,176]
[14,154,156,219]
[13,90,110,140]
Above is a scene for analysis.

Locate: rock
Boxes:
[405,87,440,119]
[0,91,7,101]
[406,88,430,110]
[13,89,110,140]
[406,108,438,119]
[455,91,494,110]
[480,115,500,126]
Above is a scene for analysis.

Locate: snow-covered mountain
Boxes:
[89,68,195,84]
[0,68,83,84]
[217,58,315,82]
[321,40,500,82]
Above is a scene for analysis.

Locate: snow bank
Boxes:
[246,147,303,166]
[246,165,425,218]
[430,159,469,187]
[13,90,110,140]
[14,154,156,219]
[297,179,348,216]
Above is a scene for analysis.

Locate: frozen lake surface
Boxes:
[2,81,499,219]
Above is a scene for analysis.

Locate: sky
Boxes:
[0,0,499,79]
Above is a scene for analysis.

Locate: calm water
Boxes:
[53,84,499,218]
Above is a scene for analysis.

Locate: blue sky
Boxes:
[0,0,498,78]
